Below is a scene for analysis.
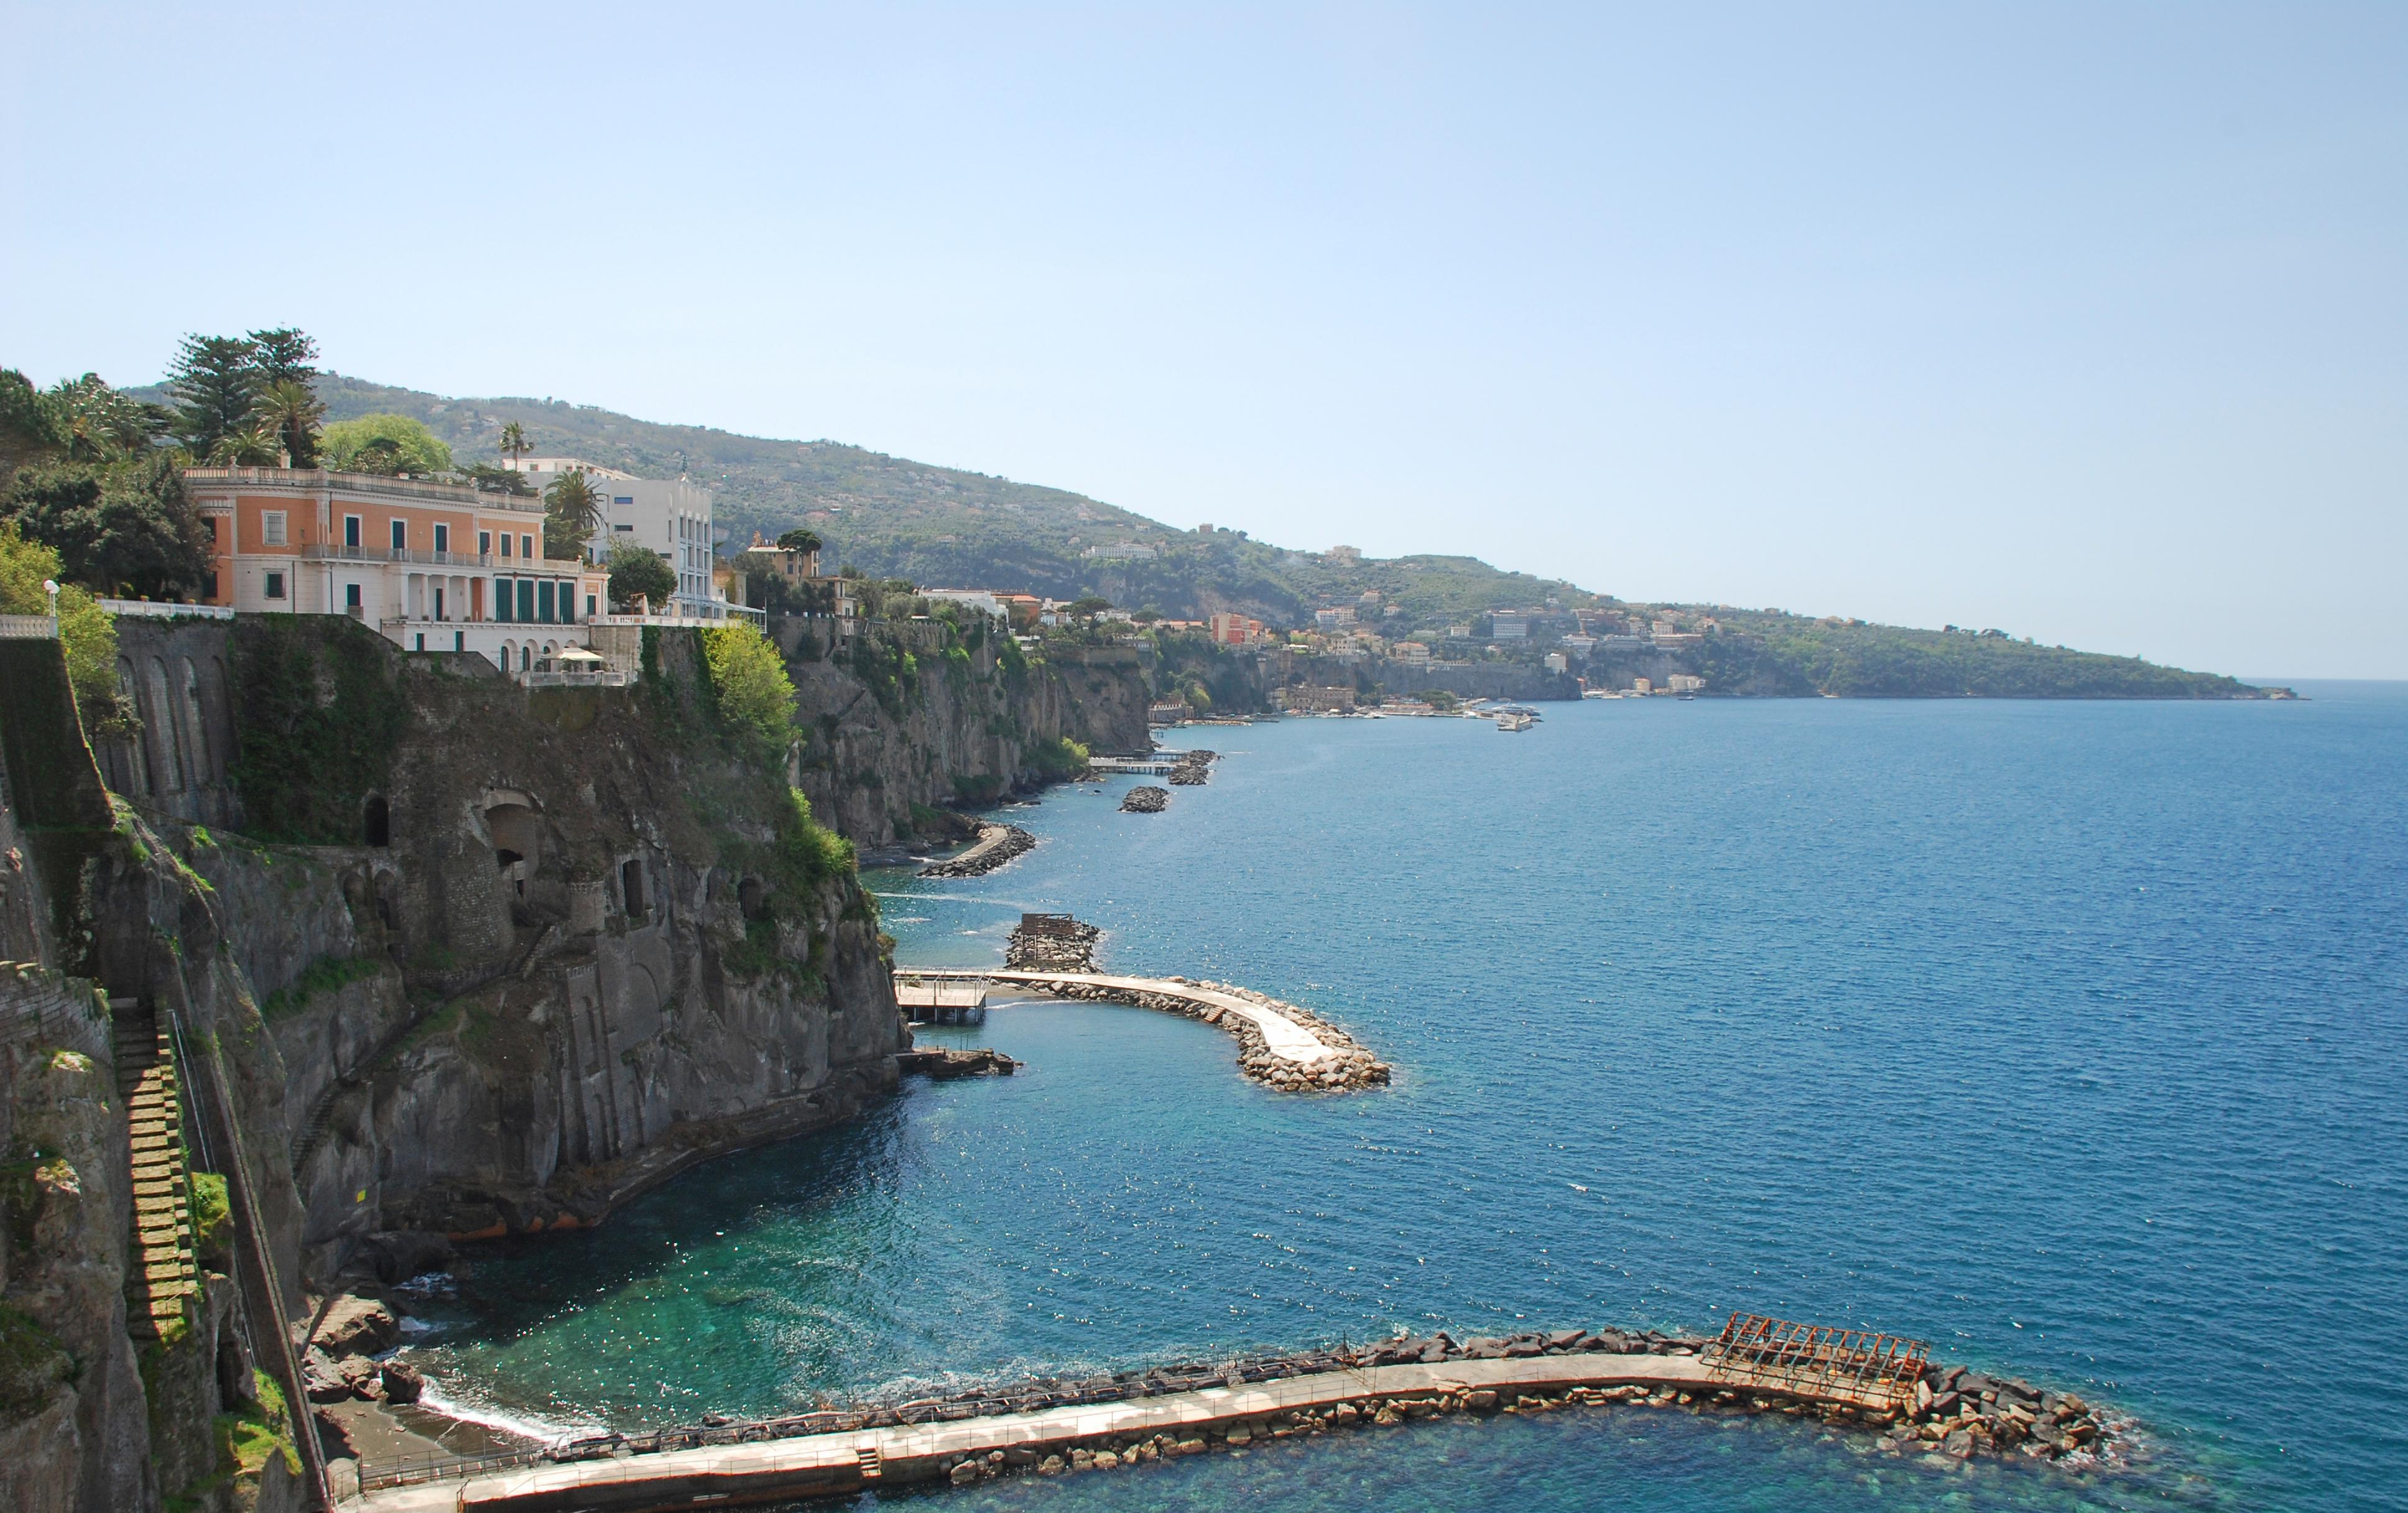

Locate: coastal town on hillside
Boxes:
[75,445,1733,711]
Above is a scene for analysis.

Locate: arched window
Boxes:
[521,645,532,671]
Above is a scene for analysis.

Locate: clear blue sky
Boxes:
[6,3,2403,678]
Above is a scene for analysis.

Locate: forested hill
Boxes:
[123,370,2274,698]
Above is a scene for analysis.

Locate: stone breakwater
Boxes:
[354,1328,2118,1510]
[1166,748,1216,785]
[919,823,1037,877]
[919,969,1392,1093]
[1119,785,1170,813]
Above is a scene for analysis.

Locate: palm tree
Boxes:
[542,468,604,558]
[208,421,284,467]
[249,379,325,468]
[499,421,530,466]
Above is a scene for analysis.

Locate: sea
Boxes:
[404,687,2408,1513]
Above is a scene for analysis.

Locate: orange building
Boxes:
[181,466,609,668]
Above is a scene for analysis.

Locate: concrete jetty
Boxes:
[352,1356,1714,1511]
[897,968,1391,1091]
[345,1318,2114,1511]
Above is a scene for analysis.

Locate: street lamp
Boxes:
[41,579,58,623]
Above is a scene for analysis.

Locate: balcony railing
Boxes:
[182,466,545,512]
[304,544,585,574]
[98,599,235,621]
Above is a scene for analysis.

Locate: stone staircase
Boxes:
[113,999,200,1342]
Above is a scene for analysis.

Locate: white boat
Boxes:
[1496,710,1535,731]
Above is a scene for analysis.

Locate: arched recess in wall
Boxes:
[621,858,645,918]
[363,794,390,848]
[179,657,210,785]
[115,657,151,795]
[146,656,184,793]
[483,790,542,898]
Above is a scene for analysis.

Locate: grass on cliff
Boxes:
[0,1303,73,1428]
[188,1172,231,1274]
[165,1371,299,1513]
[1025,736,1090,780]
[259,954,384,1022]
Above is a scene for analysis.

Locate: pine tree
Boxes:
[246,328,319,388]
[169,334,259,457]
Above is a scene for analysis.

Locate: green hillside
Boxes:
[114,369,2274,698]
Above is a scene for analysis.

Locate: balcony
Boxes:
[305,544,585,575]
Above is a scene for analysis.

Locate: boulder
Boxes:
[379,1361,424,1405]
[314,1295,401,1357]
[300,1347,350,1405]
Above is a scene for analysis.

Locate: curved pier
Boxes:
[348,1321,2114,1510]
[901,969,1391,1091]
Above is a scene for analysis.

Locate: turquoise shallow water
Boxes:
[409,688,2408,1512]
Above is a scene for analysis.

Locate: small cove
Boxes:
[407,690,2408,1512]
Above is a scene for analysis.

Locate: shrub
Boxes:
[700,621,797,759]
[1026,736,1090,779]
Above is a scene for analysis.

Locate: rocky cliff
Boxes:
[776,614,1153,845]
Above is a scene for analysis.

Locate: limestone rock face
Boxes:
[776,619,1153,846]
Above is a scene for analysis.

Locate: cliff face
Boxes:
[1,637,310,1513]
[121,619,910,1266]
[776,616,1152,845]
[4,606,1134,1509]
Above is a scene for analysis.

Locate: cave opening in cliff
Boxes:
[485,800,542,897]
[623,858,646,918]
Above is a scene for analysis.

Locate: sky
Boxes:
[4,4,2404,678]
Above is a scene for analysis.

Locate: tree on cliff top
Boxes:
[0,521,119,720]
[700,621,796,759]
[606,539,676,611]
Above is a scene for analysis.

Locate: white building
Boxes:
[514,460,733,619]
[1489,611,1529,640]
[920,589,1005,618]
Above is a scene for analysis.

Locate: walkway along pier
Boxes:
[348,1316,2114,1510]
[894,968,1392,1091]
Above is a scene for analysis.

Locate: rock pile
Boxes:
[919,825,1037,878]
[899,1047,1020,1079]
[1119,786,1169,813]
[1165,749,1216,785]
[1004,915,1101,972]
[1889,1365,2108,1463]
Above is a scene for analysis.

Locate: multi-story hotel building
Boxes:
[181,466,609,670]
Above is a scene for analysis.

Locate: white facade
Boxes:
[521,464,731,619]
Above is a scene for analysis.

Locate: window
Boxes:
[434,523,450,554]
[479,530,492,556]
[414,634,425,651]
[521,645,531,671]
[585,593,596,620]
[537,581,556,622]
[345,583,362,611]
[264,571,285,600]
[391,520,407,552]
[206,517,221,546]
[261,511,287,546]
[521,534,534,560]
[517,580,535,621]
[494,578,512,621]
[202,571,218,599]
[345,515,361,550]
[613,522,634,532]
[500,532,513,558]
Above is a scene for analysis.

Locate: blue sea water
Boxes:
[409,688,2408,1512]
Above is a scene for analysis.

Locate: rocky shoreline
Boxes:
[918,823,1037,877]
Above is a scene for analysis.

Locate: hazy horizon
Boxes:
[6,2,2403,678]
